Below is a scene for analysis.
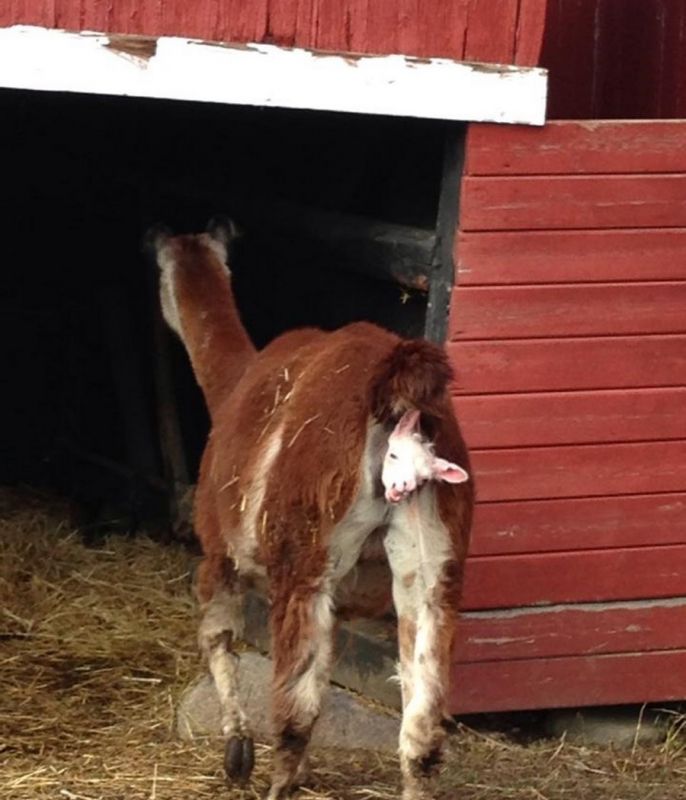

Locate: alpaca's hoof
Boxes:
[224,735,255,783]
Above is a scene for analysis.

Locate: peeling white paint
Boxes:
[463,596,686,620]
[0,25,547,125]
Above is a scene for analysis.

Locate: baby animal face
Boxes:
[381,410,469,504]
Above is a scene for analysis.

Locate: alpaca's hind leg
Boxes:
[266,577,336,800]
[197,553,254,783]
[384,491,461,800]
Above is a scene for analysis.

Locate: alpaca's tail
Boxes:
[368,339,453,423]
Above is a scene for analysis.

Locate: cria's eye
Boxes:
[389,453,398,460]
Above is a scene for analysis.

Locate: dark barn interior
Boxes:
[2,87,452,531]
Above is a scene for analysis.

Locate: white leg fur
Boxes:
[288,583,336,722]
[384,488,453,799]
[198,589,249,737]
[267,579,337,800]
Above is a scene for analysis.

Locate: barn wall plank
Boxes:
[53,0,80,29]
[448,335,686,394]
[460,174,686,231]
[471,440,686,502]
[540,0,686,120]
[513,0,547,66]
[537,0,598,120]
[464,0,517,64]
[454,229,686,285]
[4,0,545,65]
[461,544,686,610]
[450,649,686,714]
[454,388,686,449]
[470,493,686,556]
[450,283,686,340]
[465,121,686,176]
[313,0,350,52]
[457,598,686,662]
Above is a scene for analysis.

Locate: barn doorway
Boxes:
[2,86,458,530]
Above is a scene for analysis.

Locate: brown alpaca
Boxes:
[148,218,474,800]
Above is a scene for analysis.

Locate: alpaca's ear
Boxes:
[432,457,469,484]
[142,223,173,257]
[390,409,421,439]
[207,214,240,245]
[204,215,240,264]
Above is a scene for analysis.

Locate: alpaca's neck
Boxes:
[172,244,256,418]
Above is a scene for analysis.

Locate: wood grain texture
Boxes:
[465,121,686,176]
[457,598,686,662]
[461,544,686,610]
[538,0,598,120]
[450,283,686,340]
[454,228,686,285]
[541,0,686,120]
[2,0,546,64]
[450,648,686,714]
[448,335,686,394]
[460,174,686,232]
[470,492,686,556]
[471,440,686,502]
[464,0,517,64]
[454,388,686,449]
[513,0,547,66]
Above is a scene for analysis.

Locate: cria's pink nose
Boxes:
[386,487,404,503]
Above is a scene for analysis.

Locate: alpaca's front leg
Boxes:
[267,576,336,800]
[385,491,460,800]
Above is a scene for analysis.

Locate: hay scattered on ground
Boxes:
[1,487,685,799]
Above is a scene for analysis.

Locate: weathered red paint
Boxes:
[454,388,686,449]
[463,544,686,610]
[456,229,686,286]
[457,598,686,662]
[452,649,686,714]
[469,493,686,557]
[541,0,686,119]
[450,283,686,340]
[448,118,686,713]
[0,0,547,64]
[465,120,686,176]
[461,174,686,231]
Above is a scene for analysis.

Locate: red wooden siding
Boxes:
[460,175,686,231]
[449,336,686,394]
[459,598,686,662]
[540,0,686,119]
[464,121,686,176]
[452,650,686,714]
[455,389,686,449]
[470,494,686,556]
[450,120,686,714]
[462,545,686,610]
[471,441,686,502]
[449,284,686,340]
[455,229,686,286]
[0,0,547,64]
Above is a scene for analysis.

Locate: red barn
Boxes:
[2,0,684,716]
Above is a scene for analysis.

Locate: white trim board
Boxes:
[0,25,547,125]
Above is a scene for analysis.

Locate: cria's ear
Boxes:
[206,214,241,248]
[390,409,421,439]
[142,223,173,257]
[432,457,469,484]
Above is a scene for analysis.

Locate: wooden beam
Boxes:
[424,126,465,342]
[0,25,548,125]
[243,199,437,291]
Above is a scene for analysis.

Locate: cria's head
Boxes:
[382,410,469,504]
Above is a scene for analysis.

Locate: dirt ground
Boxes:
[2,488,685,800]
